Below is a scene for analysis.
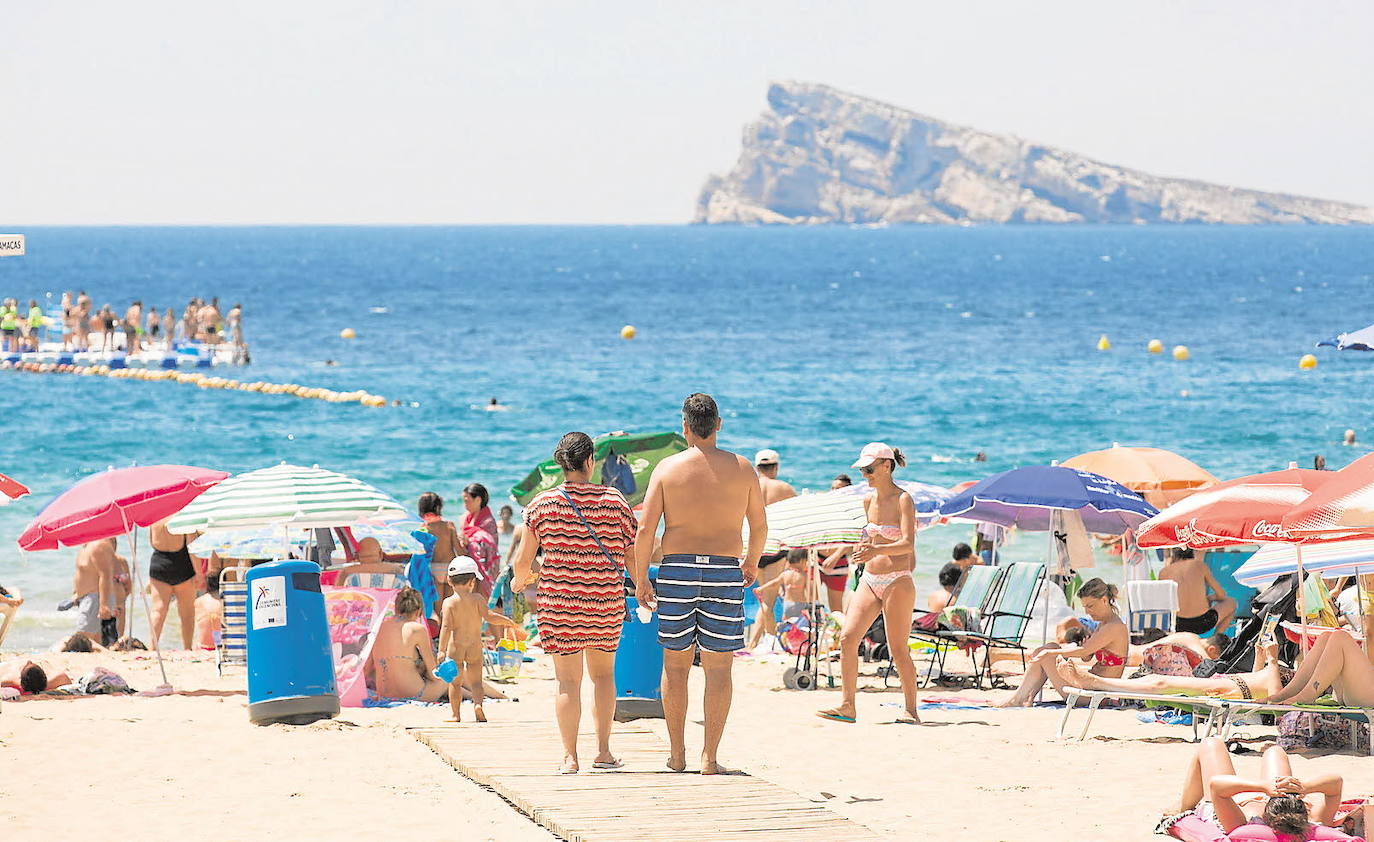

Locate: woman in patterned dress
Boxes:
[513,432,637,774]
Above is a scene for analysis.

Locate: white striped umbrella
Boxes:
[166,463,405,534]
[762,491,868,552]
[1234,540,1374,588]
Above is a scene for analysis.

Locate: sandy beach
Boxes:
[4,646,1368,841]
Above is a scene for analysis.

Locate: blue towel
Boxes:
[404,530,438,616]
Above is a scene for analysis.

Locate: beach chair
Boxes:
[1126,579,1179,635]
[1057,687,1227,743]
[926,562,1044,690]
[218,567,248,676]
[336,571,406,590]
[910,564,1004,688]
[1213,699,1374,757]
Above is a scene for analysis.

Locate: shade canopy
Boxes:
[1233,540,1374,587]
[937,465,1157,534]
[1061,445,1217,508]
[1281,452,1374,540]
[18,465,228,551]
[830,479,952,514]
[511,431,687,508]
[1134,467,1334,549]
[167,463,405,533]
[0,472,30,506]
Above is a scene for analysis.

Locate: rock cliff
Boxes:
[696,82,1374,225]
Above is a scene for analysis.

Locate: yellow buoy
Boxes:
[1096,334,1111,351]
[1299,354,1318,370]
[340,328,357,340]
[1147,339,1164,354]
[1172,345,1190,361]
[620,325,637,341]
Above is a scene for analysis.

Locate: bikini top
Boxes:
[863,523,902,540]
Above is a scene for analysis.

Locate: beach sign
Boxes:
[0,234,24,256]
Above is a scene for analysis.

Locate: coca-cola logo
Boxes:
[1174,519,1198,544]
[1250,520,1290,540]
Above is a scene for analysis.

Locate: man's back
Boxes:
[759,475,796,506]
[1159,558,1209,617]
[72,542,110,597]
[658,447,756,557]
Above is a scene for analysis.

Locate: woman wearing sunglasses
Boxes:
[817,442,920,724]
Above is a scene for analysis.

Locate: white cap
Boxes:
[446,555,483,580]
[754,448,780,466]
[851,442,896,469]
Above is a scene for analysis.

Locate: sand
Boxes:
[2,647,1369,842]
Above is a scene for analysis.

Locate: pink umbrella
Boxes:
[0,472,28,505]
[17,465,227,690]
[19,465,227,550]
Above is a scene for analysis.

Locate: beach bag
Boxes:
[1277,711,1370,753]
[1143,643,1203,677]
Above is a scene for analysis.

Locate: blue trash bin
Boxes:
[245,560,340,725]
[614,566,663,721]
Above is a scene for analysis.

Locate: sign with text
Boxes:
[0,235,23,257]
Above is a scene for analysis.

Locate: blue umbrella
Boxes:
[938,465,1157,534]
[1317,322,1374,351]
[831,480,952,518]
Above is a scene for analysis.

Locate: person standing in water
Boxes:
[818,443,920,724]
[633,393,767,775]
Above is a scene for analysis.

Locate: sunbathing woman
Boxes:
[1053,638,1290,702]
[817,443,920,724]
[1161,736,1346,841]
[998,578,1128,707]
[1265,629,1374,707]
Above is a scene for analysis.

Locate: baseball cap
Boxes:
[851,442,896,469]
[754,448,780,466]
[446,556,483,580]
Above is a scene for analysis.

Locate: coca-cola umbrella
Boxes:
[0,472,29,505]
[18,464,229,690]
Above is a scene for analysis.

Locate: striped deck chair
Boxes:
[1126,579,1179,635]
[218,567,248,676]
[911,564,1004,688]
[336,571,406,590]
[926,562,1044,690]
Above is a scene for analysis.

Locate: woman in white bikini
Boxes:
[818,442,919,724]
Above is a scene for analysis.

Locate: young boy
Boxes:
[438,556,515,723]
[193,572,224,651]
[779,548,810,621]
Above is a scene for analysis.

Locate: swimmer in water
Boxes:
[486,397,508,411]
[1344,429,1357,447]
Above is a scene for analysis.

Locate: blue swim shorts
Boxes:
[656,554,745,653]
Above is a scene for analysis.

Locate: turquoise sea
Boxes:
[2,225,1371,650]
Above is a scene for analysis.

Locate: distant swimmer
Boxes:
[1345,429,1357,446]
[974,451,988,462]
[486,397,509,412]
[324,359,337,367]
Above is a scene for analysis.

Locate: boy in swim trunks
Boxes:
[1160,548,1236,637]
[779,548,809,620]
[438,557,515,723]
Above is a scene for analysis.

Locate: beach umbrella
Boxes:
[510,431,687,508]
[189,525,298,560]
[761,481,951,552]
[166,463,405,534]
[16,464,228,691]
[1133,466,1334,550]
[1232,540,1374,588]
[0,472,29,505]
[1317,322,1374,351]
[938,465,1157,534]
[1061,444,1218,508]
[346,518,426,555]
[830,479,953,514]
[1281,452,1374,540]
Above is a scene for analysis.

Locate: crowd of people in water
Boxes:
[2,391,1371,838]
[0,292,244,353]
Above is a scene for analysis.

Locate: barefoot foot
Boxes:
[700,757,734,776]
[666,753,687,773]
[474,705,487,723]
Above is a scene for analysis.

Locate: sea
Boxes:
[2,224,1371,651]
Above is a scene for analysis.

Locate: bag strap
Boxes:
[560,488,622,569]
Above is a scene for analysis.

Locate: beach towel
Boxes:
[76,666,132,695]
[403,530,438,617]
[1143,643,1204,677]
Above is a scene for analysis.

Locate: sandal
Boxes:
[816,708,856,723]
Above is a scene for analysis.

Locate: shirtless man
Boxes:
[123,300,142,353]
[199,298,222,345]
[227,302,243,347]
[748,449,797,648]
[0,658,70,694]
[74,291,92,350]
[71,539,117,642]
[183,299,199,343]
[633,393,767,775]
[1159,548,1236,637]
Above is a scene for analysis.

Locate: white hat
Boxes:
[446,555,483,580]
[851,442,896,469]
[754,448,780,466]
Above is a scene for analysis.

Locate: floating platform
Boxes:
[3,341,247,369]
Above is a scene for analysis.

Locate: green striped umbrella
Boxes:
[166,463,405,533]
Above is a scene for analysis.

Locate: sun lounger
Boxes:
[1057,687,1228,743]
[1126,579,1178,634]
[1212,699,1374,757]
[911,564,1004,687]
[922,562,1045,690]
[218,567,248,676]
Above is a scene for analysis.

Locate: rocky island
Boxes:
[696,82,1374,225]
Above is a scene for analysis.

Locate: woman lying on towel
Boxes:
[1052,638,1291,702]
[1157,736,1357,842]
[997,578,1128,707]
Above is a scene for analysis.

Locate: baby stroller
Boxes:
[779,552,836,690]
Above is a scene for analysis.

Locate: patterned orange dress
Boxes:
[524,482,637,655]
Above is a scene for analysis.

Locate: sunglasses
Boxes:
[859,464,876,475]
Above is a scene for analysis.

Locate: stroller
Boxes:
[779,552,838,690]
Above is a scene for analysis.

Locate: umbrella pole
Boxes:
[1295,543,1309,658]
[131,529,171,689]
[1360,568,1374,665]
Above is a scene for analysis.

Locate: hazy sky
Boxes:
[3,2,1371,224]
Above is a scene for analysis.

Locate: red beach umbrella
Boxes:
[0,472,29,504]
[1134,466,1335,550]
[18,464,227,551]
[1281,452,1374,540]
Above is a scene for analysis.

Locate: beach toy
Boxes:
[339,328,356,339]
[1172,345,1190,361]
[620,324,637,340]
[494,637,524,680]
[1096,334,1110,351]
[244,560,340,725]
[1299,353,1318,370]
[434,657,458,683]
[1148,339,1164,354]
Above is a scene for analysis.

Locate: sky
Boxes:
[2,1,1371,224]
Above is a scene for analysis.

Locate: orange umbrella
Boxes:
[1061,444,1217,508]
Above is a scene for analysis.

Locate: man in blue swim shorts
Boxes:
[633,393,767,776]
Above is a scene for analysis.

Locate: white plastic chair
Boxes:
[1126,579,1179,635]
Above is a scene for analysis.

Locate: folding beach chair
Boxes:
[910,564,1004,688]
[928,562,1045,690]
[1058,687,1227,743]
[1214,699,1374,757]
[1126,579,1179,635]
[217,567,248,676]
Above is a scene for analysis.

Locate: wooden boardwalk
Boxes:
[411,721,881,842]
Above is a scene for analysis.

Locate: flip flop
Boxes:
[591,758,624,770]
[816,709,856,723]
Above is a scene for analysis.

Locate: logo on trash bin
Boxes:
[251,576,288,630]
